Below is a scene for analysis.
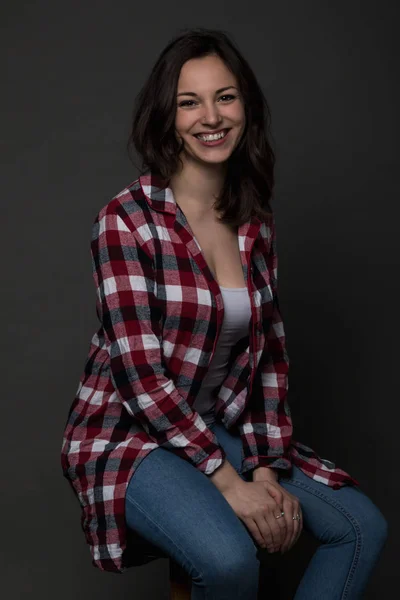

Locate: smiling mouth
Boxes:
[193,128,230,140]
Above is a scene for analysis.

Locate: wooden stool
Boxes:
[169,558,192,600]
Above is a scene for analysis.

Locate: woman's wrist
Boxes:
[252,466,279,482]
[209,458,243,492]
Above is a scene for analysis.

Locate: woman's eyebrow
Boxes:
[177,86,238,97]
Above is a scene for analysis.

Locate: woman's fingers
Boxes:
[266,508,287,552]
[253,518,275,552]
[292,509,303,547]
[244,517,272,550]
[261,482,288,550]
[246,504,287,552]
[248,481,302,553]
[280,497,303,553]
[279,496,294,552]
[288,499,303,551]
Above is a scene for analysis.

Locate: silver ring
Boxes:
[292,513,301,521]
[275,511,285,519]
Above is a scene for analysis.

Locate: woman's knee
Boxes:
[361,502,389,549]
[342,493,389,551]
[197,538,259,587]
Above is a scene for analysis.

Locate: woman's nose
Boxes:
[201,103,223,126]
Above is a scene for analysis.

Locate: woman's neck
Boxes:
[169,159,226,218]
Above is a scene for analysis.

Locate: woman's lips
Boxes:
[193,129,231,146]
[194,128,229,136]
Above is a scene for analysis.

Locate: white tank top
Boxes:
[192,286,252,425]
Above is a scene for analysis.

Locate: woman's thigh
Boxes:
[213,420,387,549]
[125,421,259,585]
[278,464,388,550]
[190,422,387,554]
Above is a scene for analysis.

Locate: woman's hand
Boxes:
[253,467,303,554]
[222,479,287,552]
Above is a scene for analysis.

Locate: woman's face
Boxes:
[175,55,246,166]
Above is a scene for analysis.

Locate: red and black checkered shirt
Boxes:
[61,170,359,573]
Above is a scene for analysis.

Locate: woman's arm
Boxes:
[91,201,226,476]
[238,216,293,479]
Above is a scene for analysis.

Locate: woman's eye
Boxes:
[179,100,196,107]
[219,94,236,102]
[178,95,236,108]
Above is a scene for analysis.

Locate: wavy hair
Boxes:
[127,27,276,226]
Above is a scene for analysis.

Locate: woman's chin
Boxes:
[185,146,233,166]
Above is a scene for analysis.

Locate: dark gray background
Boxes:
[3,1,399,598]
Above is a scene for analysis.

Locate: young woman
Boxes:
[61,28,388,598]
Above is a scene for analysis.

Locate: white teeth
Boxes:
[196,130,227,141]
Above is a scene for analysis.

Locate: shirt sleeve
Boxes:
[91,202,226,476]
[238,216,293,476]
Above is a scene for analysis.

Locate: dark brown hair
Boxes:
[127,27,275,226]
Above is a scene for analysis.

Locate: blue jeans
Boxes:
[125,422,388,599]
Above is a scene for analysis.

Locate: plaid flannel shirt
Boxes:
[61,170,359,573]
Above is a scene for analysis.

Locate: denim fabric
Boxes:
[125,422,388,599]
